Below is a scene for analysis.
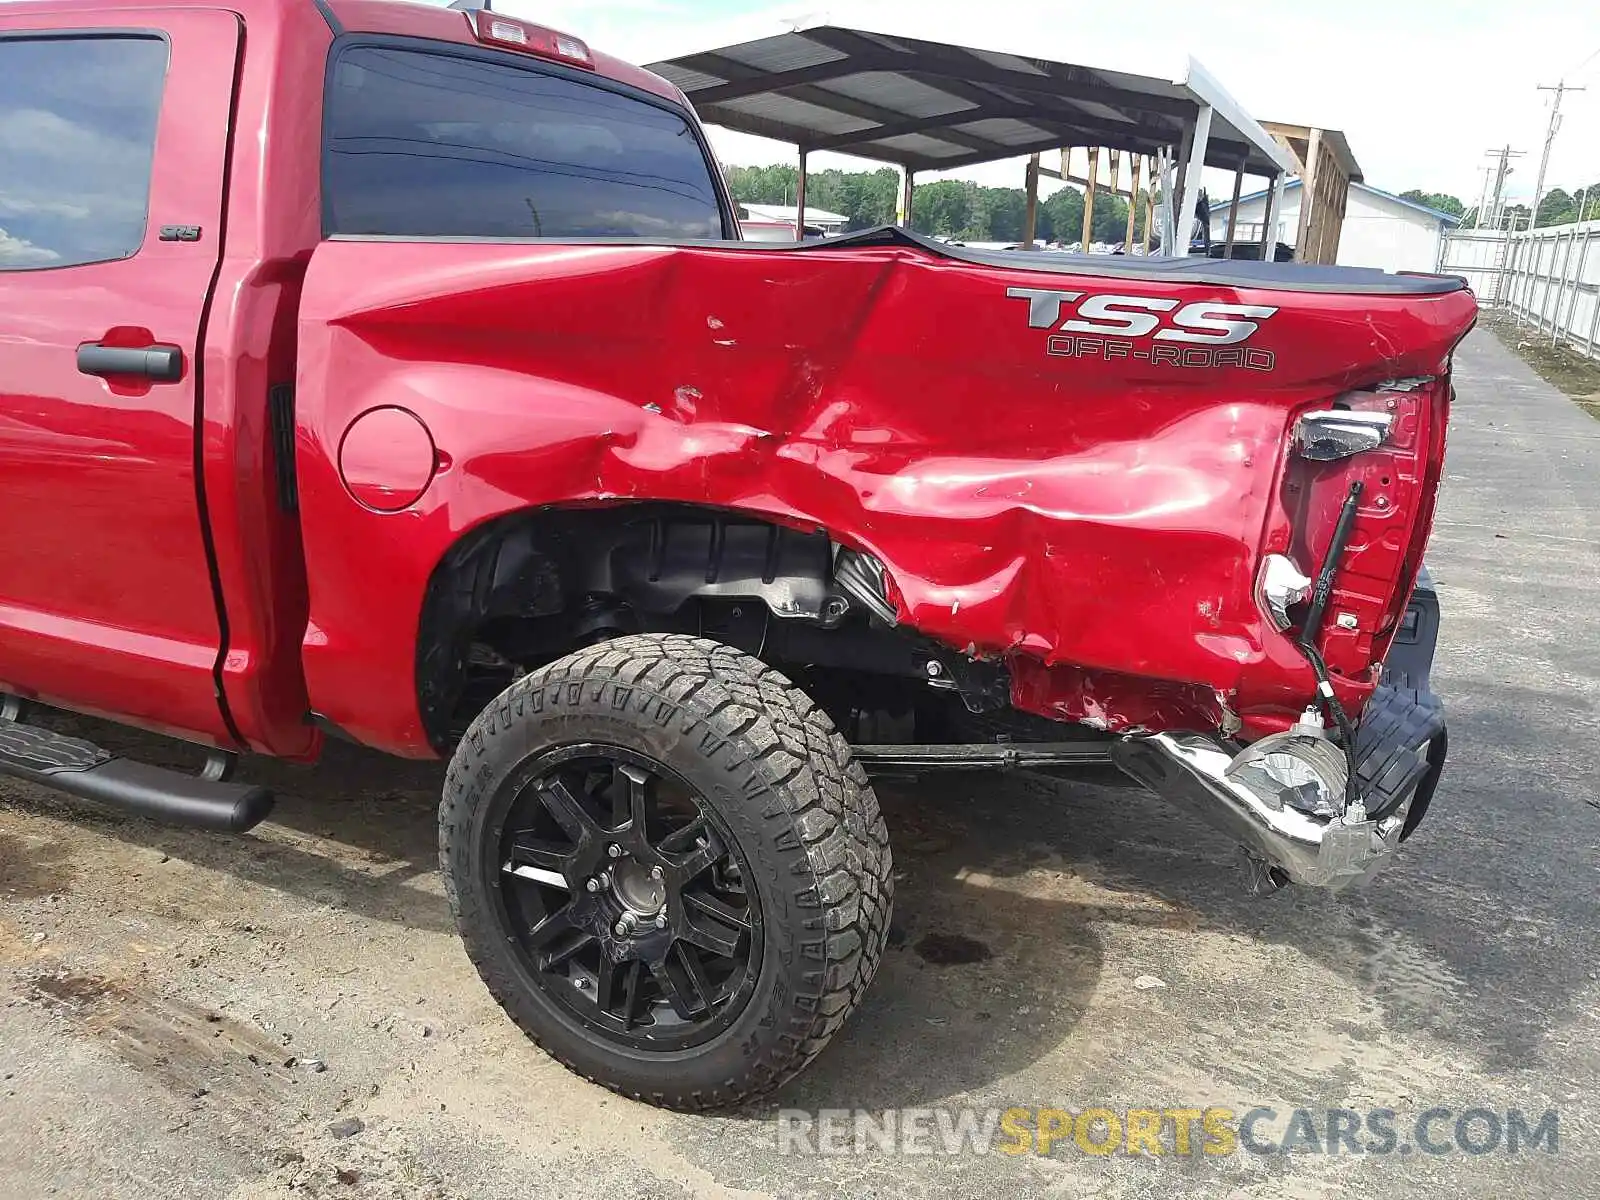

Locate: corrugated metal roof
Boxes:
[1063,100,1146,127]
[812,73,973,119]
[1094,66,1188,99]
[964,47,1049,76]
[955,117,1057,146]
[662,66,727,92]
[840,29,914,54]
[713,93,876,138]
[647,25,1296,176]
[870,133,976,159]
[716,35,846,74]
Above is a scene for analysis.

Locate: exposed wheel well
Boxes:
[415,503,961,751]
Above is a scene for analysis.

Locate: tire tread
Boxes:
[439,633,892,1111]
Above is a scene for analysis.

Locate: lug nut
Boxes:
[573,977,590,990]
[613,920,629,937]
[607,844,623,858]
[655,914,668,930]
[925,660,943,677]
[649,866,663,880]
[585,878,600,893]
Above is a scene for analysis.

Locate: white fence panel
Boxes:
[1440,220,1600,361]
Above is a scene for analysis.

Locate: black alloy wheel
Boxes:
[441,634,893,1110]
[494,745,761,1048]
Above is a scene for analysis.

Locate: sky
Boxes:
[503,0,1600,208]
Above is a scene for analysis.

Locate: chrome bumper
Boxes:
[1110,730,1418,890]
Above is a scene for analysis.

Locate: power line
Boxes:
[1564,44,1600,78]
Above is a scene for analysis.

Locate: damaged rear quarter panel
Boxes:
[293,238,1476,755]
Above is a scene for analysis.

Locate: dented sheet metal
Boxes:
[294,235,1477,755]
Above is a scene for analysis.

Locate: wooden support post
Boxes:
[1309,150,1326,261]
[1125,155,1141,252]
[1142,155,1154,253]
[898,167,916,229]
[1325,167,1349,262]
[1060,148,1073,231]
[1080,146,1099,251]
[795,147,808,239]
[1023,153,1040,249]
[1318,143,1351,264]
[1294,127,1322,261]
[1222,158,1245,259]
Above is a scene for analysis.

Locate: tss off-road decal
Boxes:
[1006,287,1279,371]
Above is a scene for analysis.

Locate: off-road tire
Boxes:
[440,633,893,1110]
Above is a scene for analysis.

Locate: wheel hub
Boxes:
[610,857,667,916]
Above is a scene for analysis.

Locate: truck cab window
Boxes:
[323,46,724,240]
[0,36,166,270]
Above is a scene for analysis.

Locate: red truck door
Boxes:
[0,12,243,743]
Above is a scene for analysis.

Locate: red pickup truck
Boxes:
[0,0,1473,1108]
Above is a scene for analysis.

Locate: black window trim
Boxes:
[319,32,737,242]
[0,28,171,273]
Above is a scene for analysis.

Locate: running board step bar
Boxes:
[851,742,1113,771]
[0,711,272,832]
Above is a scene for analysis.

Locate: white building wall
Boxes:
[1334,189,1446,273]
[1215,185,1449,273]
[1216,192,1296,249]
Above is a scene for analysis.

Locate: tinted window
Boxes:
[324,46,725,240]
[0,36,166,270]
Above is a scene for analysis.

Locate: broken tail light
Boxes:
[467,10,594,69]
[1280,379,1450,682]
[1294,410,1393,461]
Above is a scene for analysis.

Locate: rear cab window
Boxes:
[322,41,729,240]
[0,35,167,270]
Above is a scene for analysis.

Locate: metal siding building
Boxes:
[1213,181,1461,273]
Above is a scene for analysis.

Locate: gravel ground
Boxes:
[1483,313,1600,421]
[2,328,1597,1198]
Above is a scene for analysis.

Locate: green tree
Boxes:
[1399,190,1466,218]
[725,162,1155,243]
[911,179,980,237]
[1534,187,1575,228]
[725,164,798,205]
[1091,194,1134,244]
[1041,186,1082,243]
[985,189,1029,241]
[1502,202,1532,230]
[1576,184,1600,224]
[725,164,901,230]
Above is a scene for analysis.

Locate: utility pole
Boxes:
[1473,165,1494,229]
[1530,81,1585,228]
[1485,144,1524,229]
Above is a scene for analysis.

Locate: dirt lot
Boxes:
[1484,313,1600,421]
[3,329,1599,1199]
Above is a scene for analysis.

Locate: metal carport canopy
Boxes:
[645,25,1296,178]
